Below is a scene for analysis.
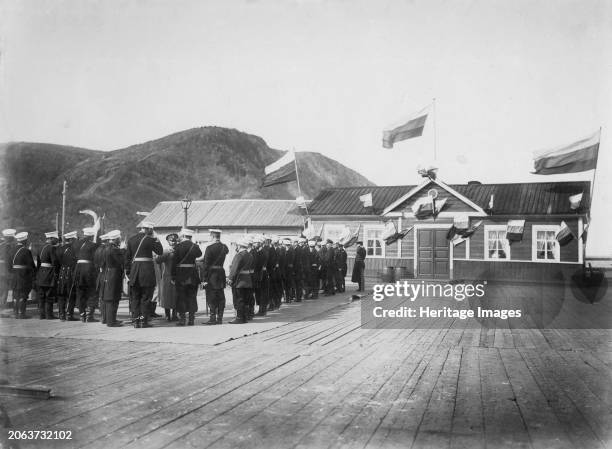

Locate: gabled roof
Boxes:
[140,199,305,228]
[308,181,591,216]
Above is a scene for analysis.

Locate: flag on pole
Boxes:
[447,215,469,240]
[532,130,600,175]
[580,222,589,243]
[411,197,446,219]
[340,224,361,248]
[382,105,429,149]
[506,220,525,242]
[555,221,574,246]
[359,193,373,208]
[262,151,297,187]
[569,193,583,210]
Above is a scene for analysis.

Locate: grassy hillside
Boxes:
[0,127,373,240]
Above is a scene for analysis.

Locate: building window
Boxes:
[532,225,560,262]
[323,224,345,243]
[484,225,510,260]
[364,226,385,258]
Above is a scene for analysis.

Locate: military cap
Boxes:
[180,228,194,237]
[83,227,95,236]
[308,240,316,247]
[166,233,179,241]
[64,231,78,240]
[282,238,291,245]
[107,230,121,240]
[326,239,333,244]
[298,237,307,243]
[209,228,222,234]
[45,231,59,239]
[356,240,363,245]
[141,221,155,229]
[2,229,16,237]
[15,232,28,242]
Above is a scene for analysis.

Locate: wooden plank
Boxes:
[498,348,574,449]
[449,346,485,449]
[411,347,463,449]
[479,347,530,449]
[519,348,606,449]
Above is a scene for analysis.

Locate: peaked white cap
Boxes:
[180,228,194,237]
[2,229,16,237]
[15,232,28,242]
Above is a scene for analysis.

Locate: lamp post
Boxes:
[181,195,192,228]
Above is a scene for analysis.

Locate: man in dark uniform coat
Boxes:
[98,230,124,327]
[334,243,348,293]
[171,228,202,326]
[125,222,163,328]
[36,231,60,319]
[227,238,254,324]
[94,233,110,323]
[294,238,309,302]
[305,240,321,299]
[352,241,367,292]
[73,227,101,322]
[56,231,78,321]
[322,239,336,296]
[266,238,280,310]
[253,236,270,316]
[202,229,228,325]
[10,232,36,319]
[275,239,288,307]
[284,239,297,303]
[0,229,17,307]
[318,242,328,294]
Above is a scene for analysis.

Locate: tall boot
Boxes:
[216,309,224,325]
[171,309,178,321]
[176,313,186,326]
[150,301,160,318]
[46,302,57,319]
[133,315,141,328]
[165,308,171,321]
[38,296,46,319]
[204,305,216,325]
[187,312,195,326]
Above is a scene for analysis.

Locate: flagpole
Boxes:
[590,126,602,205]
[61,180,67,240]
[293,149,309,216]
[585,126,602,263]
[432,98,437,161]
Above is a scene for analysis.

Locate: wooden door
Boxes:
[417,228,449,279]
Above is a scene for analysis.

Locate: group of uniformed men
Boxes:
[0,222,367,327]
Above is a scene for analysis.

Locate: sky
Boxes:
[1,0,611,256]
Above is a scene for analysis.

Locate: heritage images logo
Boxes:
[372,280,486,302]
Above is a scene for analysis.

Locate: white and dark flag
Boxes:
[382,104,430,149]
[262,151,297,187]
[532,130,600,175]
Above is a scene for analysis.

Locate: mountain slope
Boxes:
[0,127,373,238]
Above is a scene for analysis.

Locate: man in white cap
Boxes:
[227,238,254,324]
[10,232,36,319]
[201,229,229,325]
[74,227,101,322]
[98,230,124,327]
[267,237,282,311]
[171,228,202,326]
[125,221,163,328]
[279,238,293,303]
[56,231,78,321]
[0,229,17,307]
[36,231,60,319]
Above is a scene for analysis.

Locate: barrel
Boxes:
[381,266,395,283]
[397,266,411,280]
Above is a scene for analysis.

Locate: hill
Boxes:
[0,127,373,239]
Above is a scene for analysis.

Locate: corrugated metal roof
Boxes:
[142,199,305,228]
[308,181,591,216]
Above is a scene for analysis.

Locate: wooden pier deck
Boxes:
[0,283,611,449]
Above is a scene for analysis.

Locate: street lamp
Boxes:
[181,195,192,227]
